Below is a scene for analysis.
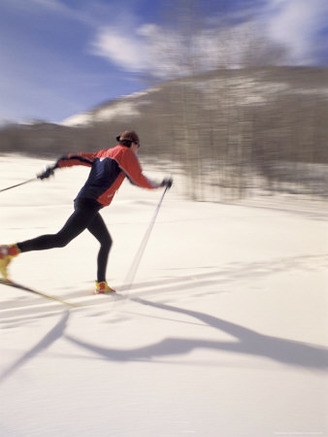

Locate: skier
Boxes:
[0,130,172,293]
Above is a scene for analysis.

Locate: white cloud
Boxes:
[262,0,328,64]
[91,27,151,72]
[90,20,278,78]
[88,0,328,78]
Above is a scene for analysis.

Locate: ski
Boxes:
[0,278,78,307]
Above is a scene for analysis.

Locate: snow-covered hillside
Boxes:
[61,88,159,127]
[0,156,327,437]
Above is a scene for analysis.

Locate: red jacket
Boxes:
[57,145,160,206]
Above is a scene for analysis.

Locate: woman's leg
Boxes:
[87,213,112,282]
[17,201,100,253]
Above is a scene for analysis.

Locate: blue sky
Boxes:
[0,0,327,124]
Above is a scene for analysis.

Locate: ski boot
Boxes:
[0,244,20,279]
[94,281,116,294]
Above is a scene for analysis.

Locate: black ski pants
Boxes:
[17,198,112,282]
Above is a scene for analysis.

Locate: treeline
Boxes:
[0,67,327,199]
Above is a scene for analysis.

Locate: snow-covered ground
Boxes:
[0,155,327,437]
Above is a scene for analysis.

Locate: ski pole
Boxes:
[124,185,170,291]
[0,177,37,193]
[0,165,56,193]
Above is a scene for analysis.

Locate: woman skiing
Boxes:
[0,130,172,293]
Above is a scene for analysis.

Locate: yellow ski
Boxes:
[0,278,78,307]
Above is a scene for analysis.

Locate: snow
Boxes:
[61,101,140,126]
[61,88,158,127]
[0,155,327,437]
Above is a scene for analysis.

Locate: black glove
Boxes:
[161,177,173,188]
[37,165,56,180]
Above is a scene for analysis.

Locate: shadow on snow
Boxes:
[66,298,328,371]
